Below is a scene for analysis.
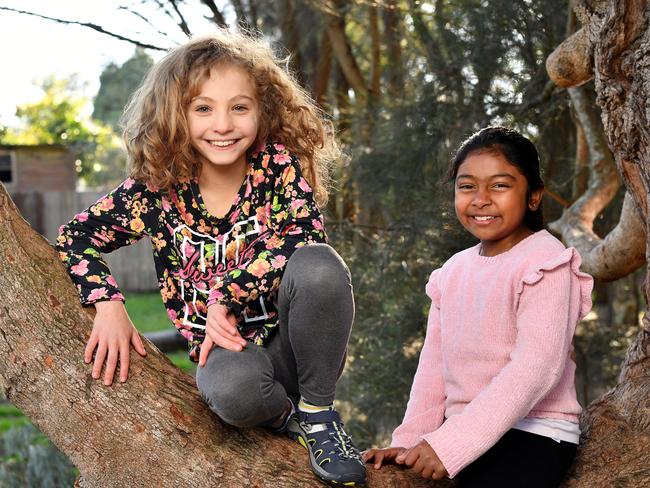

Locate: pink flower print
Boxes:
[123,178,135,190]
[167,308,178,322]
[247,257,271,278]
[88,287,109,301]
[180,328,192,341]
[181,241,196,258]
[312,218,324,232]
[230,209,241,224]
[271,255,286,269]
[265,235,284,250]
[228,282,248,301]
[274,143,286,151]
[106,275,118,287]
[71,260,89,276]
[274,152,292,165]
[298,178,312,193]
[208,288,225,304]
[290,199,306,212]
[75,212,89,223]
[161,196,172,212]
[97,197,115,212]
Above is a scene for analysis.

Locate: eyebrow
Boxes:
[456,173,517,180]
[190,94,255,103]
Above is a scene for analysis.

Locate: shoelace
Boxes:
[326,423,362,461]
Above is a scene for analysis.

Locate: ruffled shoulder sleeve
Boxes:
[425,268,442,308]
[516,247,593,320]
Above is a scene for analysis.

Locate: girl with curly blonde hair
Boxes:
[57,28,366,486]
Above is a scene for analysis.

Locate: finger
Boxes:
[84,332,98,364]
[431,469,445,481]
[104,344,119,385]
[395,447,409,465]
[403,447,421,468]
[131,331,147,357]
[361,449,376,462]
[227,313,237,327]
[92,342,108,379]
[421,464,434,479]
[374,451,387,469]
[119,341,130,383]
[411,457,425,476]
[215,312,241,340]
[198,336,214,367]
[212,333,244,352]
[212,319,241,341]
[217,318,239,339]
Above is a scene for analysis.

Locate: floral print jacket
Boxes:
[56,143,326,359]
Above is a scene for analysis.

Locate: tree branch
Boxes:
[200,0,228,28]
[0,6,167,51]
[117,6,177,44]
[167,0,192,37]
[547,84,646,280]
[546,27,593,87]
[323,0,369,99]
[0,183,442,487]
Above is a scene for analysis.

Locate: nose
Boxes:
[210,110,234,133]
[472,188,491,207]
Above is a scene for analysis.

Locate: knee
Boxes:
[285,244,351,293]
[196,350,271,428]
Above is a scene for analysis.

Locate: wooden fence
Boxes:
[11,191,158,292]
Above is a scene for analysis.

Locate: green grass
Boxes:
[125,292,196,375]
[124,292,170,333]
[0,404,29,434]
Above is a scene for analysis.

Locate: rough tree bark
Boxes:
[0,183,446,487]
[546,1,650,486]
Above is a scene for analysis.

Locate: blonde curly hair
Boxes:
[121,29,337,206]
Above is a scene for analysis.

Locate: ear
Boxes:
[528,188,544,211]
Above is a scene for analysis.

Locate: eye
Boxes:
[492,182,510,189]
[233,104,248,112]
[456,183,474,190]
[194,105,211,113]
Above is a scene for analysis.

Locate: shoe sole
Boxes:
[287,422,366,487]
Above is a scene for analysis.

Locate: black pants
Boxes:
[455,429,577,488]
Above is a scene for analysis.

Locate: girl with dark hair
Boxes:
[364,127,593,487]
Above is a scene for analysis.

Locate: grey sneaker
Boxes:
[287,409,366,486]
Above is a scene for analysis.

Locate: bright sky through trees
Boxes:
[0,0,217,127]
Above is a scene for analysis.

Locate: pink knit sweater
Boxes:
[391,230,593,478]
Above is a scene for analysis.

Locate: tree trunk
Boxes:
[547,1,650,486]
[0,184,444,487]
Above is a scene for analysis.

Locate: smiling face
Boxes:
[186,63,259,174]
[454,150,543,256]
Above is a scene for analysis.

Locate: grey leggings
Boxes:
[195,244,354,428]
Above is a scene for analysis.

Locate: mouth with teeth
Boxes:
[207,139,238,148]
[472,215,498,222]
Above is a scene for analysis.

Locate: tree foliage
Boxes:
[1,76,125,189]
[93,49,154,131]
